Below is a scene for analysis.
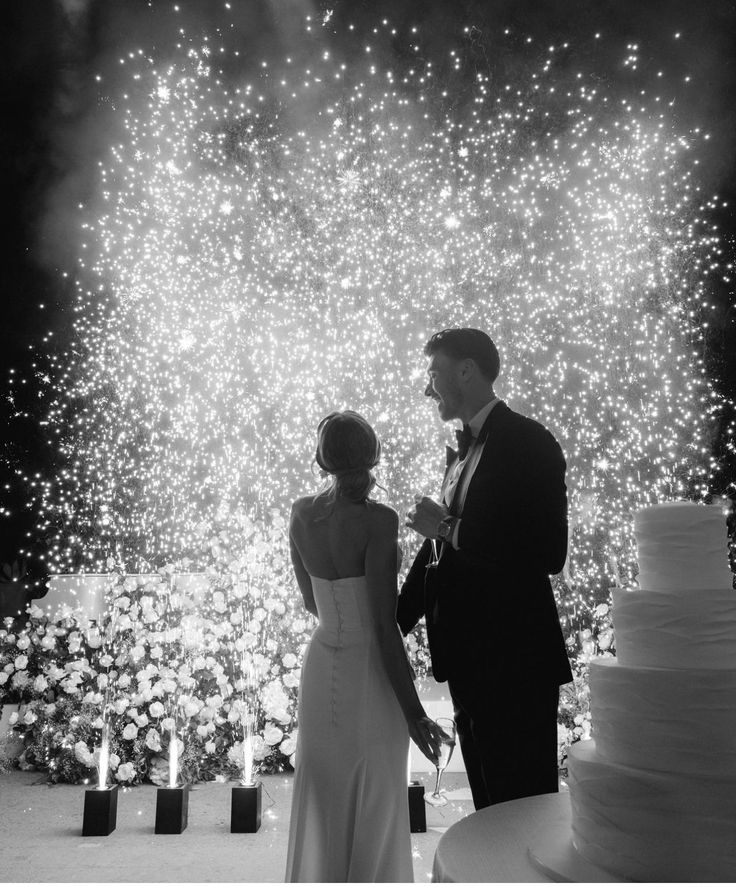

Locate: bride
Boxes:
[284,410,445,883]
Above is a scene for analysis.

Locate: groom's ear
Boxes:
[458,358,476,381]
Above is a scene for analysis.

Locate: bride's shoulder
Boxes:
[366,501,399,530]
[290,495,316,519]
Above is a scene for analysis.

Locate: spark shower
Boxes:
[30,14,732,632]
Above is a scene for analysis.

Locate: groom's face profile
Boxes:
[425,351,463,422]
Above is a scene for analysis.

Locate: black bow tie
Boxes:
[455,424,475,461]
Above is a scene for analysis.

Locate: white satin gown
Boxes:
[285,574,413,882]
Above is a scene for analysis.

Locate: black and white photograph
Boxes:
[1,0,735,882]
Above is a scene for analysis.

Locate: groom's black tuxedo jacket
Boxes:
[397,401,573,687]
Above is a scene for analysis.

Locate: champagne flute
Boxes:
[424,717,456,807]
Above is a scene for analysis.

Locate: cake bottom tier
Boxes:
[566,740,736,882]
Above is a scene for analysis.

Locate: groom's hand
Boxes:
[406,495,449,539]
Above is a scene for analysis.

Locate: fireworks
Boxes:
[29,17,732,640]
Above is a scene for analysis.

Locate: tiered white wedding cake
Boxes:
[566,501,736,882]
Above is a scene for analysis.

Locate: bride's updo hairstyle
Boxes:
[315,411,381,504]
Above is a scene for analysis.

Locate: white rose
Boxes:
[99,654,113,667]
[0,673,8,686]
[150,646,163,660]
[15,655,28,670]
[184,701,200,718]
[281,653,298,669]
[135,713,149,728]
[33,675,48,693]
[196,724,210,738]
[12,672,30,690]
[8,712,19,726]
[117,673,131,689]
[161,717,176,731]
[116,762,136,782]
[283,672,300,689]
[251,735,269,762]
[23,710,38,725]
[145,728,162,752]
[204,740,217,754]
[113,699,128,715]
[122,723,138,740]
[74,741,94,766]
[44,703,56,716]
[149,701,165,718]
[279,734,297,756]
[41,635,56,650]
[16,636,31,651]
[263,723,284,746]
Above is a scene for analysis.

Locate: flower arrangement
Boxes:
[0,507,311,785]
[0,503,609,784]
[557,601,615,772]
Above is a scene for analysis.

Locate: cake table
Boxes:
[432,791,621,883]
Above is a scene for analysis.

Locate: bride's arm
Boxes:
[289,506,317,617]
[365,506,443,764]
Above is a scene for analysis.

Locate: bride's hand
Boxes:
[409,715,445,765]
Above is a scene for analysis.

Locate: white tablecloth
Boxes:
[432,791,582,882]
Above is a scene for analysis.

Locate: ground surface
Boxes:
[0,769,474,883]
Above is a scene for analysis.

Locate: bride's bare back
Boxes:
[289,494,388,580]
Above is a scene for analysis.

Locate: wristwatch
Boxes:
[436,515,458,542]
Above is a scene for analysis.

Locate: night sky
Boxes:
[2,0,735,585]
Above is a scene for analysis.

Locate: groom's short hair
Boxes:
[424,328,500,383]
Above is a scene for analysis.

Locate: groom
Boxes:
[399,328,572,810]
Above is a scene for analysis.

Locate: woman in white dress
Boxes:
[285,411,444,883]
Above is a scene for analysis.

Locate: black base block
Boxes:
[82,785,119,836]
[155,785,189,834]
[231,783,262,833]
[408,781,426,833]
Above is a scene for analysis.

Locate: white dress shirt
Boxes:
[442,397,501,549]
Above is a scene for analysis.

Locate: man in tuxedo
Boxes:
[400,328,572,810]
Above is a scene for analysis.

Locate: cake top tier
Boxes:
[634,500,732,591]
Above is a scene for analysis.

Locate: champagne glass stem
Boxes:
[429,539,439,566]
[433,766,445,797]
